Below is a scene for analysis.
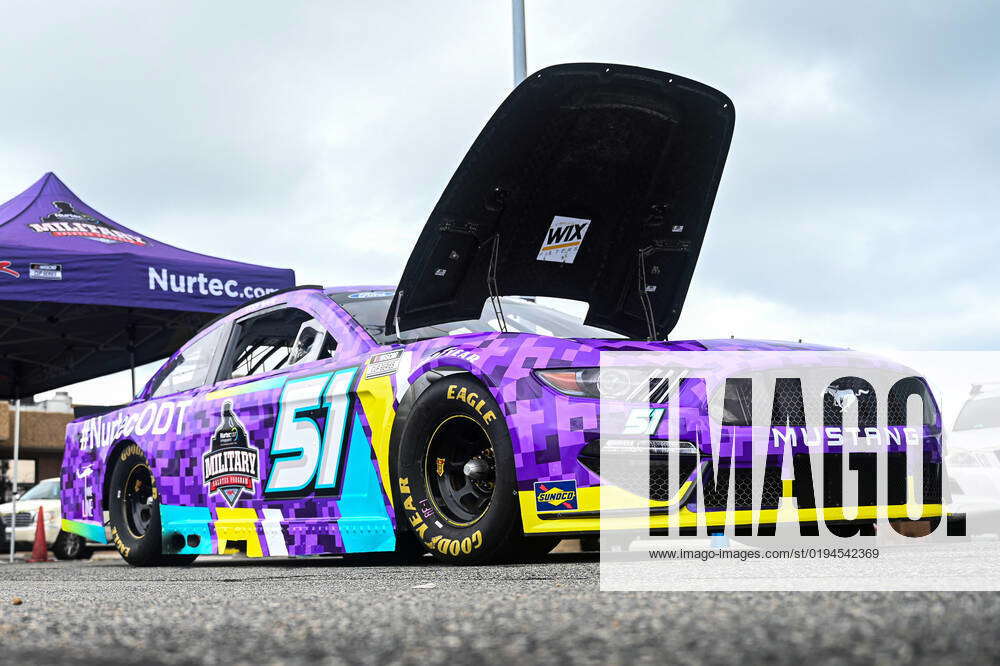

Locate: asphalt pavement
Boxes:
[2,550,1000,665]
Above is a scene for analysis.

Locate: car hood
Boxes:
[0,499,59,515]
[569,338,845,353]
[387,63,734,341]
[413,334,849,369]
[948,427,1000,452]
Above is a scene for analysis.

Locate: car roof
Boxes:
[324,285,396,296]
[193,284,326,337]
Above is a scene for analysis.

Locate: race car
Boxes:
[59,63,944,565]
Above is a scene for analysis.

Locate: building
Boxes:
[0,392,74,501]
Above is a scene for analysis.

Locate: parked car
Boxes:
[1,477,92,559]
[946,383,1000,531]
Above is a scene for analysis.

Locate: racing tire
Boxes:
[108,444,198,567]
[395,375,554,564]
[52,530,89,560]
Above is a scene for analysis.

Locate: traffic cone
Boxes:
[27,506,50,563]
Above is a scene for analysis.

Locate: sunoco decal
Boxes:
[537,215,591,264]
[534,480,578,512]
[28,202,147,246]
[202,401,259,507]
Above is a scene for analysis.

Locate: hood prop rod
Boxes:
[487,234,508,333]
[638,249,658,341]
[393,289,404,340]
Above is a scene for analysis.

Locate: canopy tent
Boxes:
[2,172,294,561]
[0,172,295,397]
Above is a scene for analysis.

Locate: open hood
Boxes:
[387,63,734,340]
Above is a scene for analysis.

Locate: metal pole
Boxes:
[130,349,136,399]
[512,0,527,86]
[9,398,20,563]
[128,318,137,399]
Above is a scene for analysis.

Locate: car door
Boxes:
[139,321,230,498]
[201,302,393,557]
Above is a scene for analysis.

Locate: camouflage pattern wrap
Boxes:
[60,286,943,557]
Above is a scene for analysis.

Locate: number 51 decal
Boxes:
[264,367,357,497]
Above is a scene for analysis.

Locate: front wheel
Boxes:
[395,376,557,564]
[52,530,89,560]
[107,444,197,567]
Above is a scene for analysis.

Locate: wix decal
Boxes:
[536,215,591,264]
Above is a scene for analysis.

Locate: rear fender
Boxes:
[60,416,135,543]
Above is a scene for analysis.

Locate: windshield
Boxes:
[331,293,624,344]
[20,479,60,500]
[954,397,1000,431]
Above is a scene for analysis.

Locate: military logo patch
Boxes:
[202,401,259,507]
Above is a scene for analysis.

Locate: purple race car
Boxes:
[60,64,943,565]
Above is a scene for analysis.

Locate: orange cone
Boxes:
[27,506,50,563]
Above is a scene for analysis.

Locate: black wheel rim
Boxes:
[123,464,154,539]
[424,415,496,527]
[64,534,81,557]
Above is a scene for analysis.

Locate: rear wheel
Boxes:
[395,376,558,563]
[108,445,197,567]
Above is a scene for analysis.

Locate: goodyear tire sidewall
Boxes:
[108,443,164,565]
[395,375,518,563]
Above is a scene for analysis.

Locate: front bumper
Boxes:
[521,453,946,535]
[520,486,944,535]
[4,522,61,544]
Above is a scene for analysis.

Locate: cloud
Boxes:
[3,1,996,403]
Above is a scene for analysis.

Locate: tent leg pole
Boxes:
[9,398,20,564]
[128,321,136,399]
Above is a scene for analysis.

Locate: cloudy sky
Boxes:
[2,1,996,403]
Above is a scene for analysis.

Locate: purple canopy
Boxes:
[0,173,294,397]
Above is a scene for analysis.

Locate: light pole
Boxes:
[8,399,20,563]
[512,0,527,86]
[512,1,535,304]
